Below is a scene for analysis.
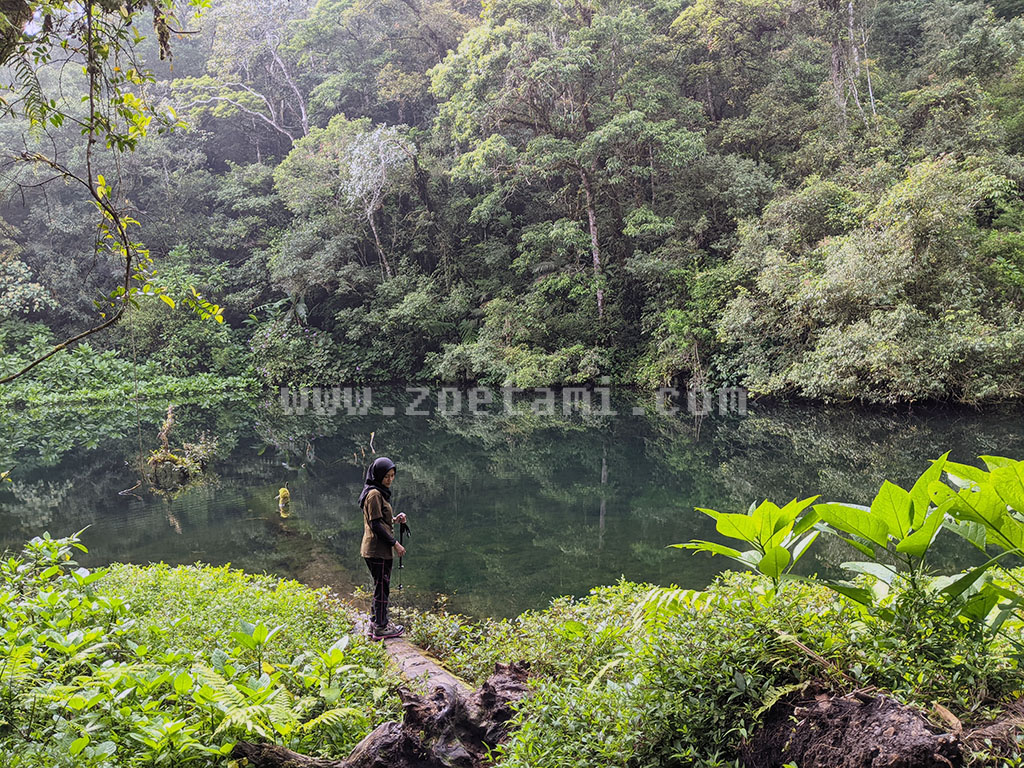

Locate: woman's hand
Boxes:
[394,513,407,524]
[394,542,406,557]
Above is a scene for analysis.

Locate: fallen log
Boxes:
[232,662,530,768]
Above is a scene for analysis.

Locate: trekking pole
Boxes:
[397,520,410,591]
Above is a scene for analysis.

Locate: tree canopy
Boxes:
[2,0,1024,402]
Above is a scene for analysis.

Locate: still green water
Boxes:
[1,388,1022,617]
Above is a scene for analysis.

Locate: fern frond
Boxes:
[11,54,45,125]
[0,644,33,687]
[298,706,366,733]
[213,703,275,740]
[197,665,246,710]
[632,586,719,632]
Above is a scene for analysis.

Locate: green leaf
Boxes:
[944,518,987,552]
[39,564,61,580]
[173,671,193,695]
[894,502,949,559]
[959,586,1001,623]
[992,462,1024,514]
[821,581,875,606]
[870,481,913,539]
[840,561,898,585]
[815,503,890,548]
[833,534,876,558]
[940,554,1010,600]
[159,294,175,309]
[909,452,949,527]
[70,736,90,757]
[791,531,819,565]
[701,509,757,544]
[252,623,268,644]
[758,545,791,580]
[791,509,821,538]
[942,460,989,487]
[229,631,257,650]
[979,455,1016,471]
[677,541,743,559]
[750,500,785,548]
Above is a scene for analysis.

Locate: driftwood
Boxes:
[232,662,530,768]
[744,688,963,768]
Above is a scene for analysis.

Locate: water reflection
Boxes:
[1,391,1021,617]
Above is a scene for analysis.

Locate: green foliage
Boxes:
[680,496,820,592]
[932,455,1024,655]
[0,341,256,406]
[0,534,397,767]
[119,246,241,377]
[10,0,1024,398]
[248,315,342,386]
[404,572,1021,768]
[720,158,1024,403]
[674,452,1024,709]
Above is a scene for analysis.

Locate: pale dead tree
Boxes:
[340,125,417,279]
[821,0,876,129]
[185,0,314,143]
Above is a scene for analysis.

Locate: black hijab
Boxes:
[359,456,396,509]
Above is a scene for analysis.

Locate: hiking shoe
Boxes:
[370,622,405,641]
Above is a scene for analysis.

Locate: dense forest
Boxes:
[3,0,1024,403]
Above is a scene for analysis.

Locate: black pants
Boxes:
[364,557,393,628]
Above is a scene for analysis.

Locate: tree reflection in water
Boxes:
[1,390,1021,617]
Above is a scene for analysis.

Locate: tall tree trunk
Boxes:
[846,2,867,125]
[368,209,394,278]
[861,25,877,117]
[830,39,848,128]
[579,168,604,319]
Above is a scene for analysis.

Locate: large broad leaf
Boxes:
[958,587,1001,623]
[993,513,1024,553]
[992,462,1024,515]
[942,460,990,488]
[840,561,898,585]
[821,580,875,607]
[834,534,877,558]
[894,502,949,559]
[792,509,821,538]
[677,541,743,560]
[678,541,762,573]
[909,452,949,528]
[871,480,914,539]
[697,509,757,544]
[764,497,819,549]
[931,481,1017,550]
[750,500,785,549]
[758,545,791,580]
[815,503,890,548]
[791,531,820,565]
[944,518,987,552]
[980,455,1017,471]
[939,553,1013,600]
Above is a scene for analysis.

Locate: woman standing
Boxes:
[359,456,407,640]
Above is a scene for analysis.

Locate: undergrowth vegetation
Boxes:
[400,453,1024,767]
[0,340,257,406]
[402,573,1022,768]
[0,535,397,767]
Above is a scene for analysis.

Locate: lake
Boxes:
[2,386,1021,617]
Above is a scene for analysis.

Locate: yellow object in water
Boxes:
[277,487,291,518]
